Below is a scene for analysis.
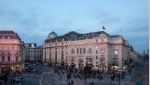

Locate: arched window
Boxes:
[86,57,93,65]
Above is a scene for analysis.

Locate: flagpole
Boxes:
[102,26,105,34]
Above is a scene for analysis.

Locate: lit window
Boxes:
[77,48,79,54]
[114,50,118,55]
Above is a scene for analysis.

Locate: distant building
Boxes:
[24,43,43,66]
[128,46,138,65]
[0,30,24,73]
[43,30,137,71]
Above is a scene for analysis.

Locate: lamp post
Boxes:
[84,67,86,85]
[118,69,123,85]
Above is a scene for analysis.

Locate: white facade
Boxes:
[43,31,136,71]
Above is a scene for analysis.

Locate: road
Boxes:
[130,60,149,85]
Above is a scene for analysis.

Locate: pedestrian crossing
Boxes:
[41,73,60,85]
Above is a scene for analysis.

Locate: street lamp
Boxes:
[83,67,86,85]
[117,69,123,85]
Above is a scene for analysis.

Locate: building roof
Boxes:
[0,30,21,40]
[47,30,58,39]
[0,30,15,34]
[45,31,121,43]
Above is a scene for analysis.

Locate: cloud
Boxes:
[101,17,121,24]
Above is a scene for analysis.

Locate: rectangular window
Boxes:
[96,50,98,54]
[8,56,10,61]
[77,48,79,54]
[80,48,82,54]
[2,56,5,61]
[96,61,98,64]
[96,56,98,59]
[16,56,18,62]
[83,48,86,53]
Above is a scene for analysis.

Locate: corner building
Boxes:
[0,30,24,73]
[43,31,135,72]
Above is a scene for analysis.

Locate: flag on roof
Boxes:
[102,26,105,30]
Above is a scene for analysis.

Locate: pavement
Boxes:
[51,67,134,85]
[0,64,144,85]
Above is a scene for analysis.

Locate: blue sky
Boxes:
[0,0,148,53]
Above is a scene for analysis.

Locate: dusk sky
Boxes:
[0,0,148,53]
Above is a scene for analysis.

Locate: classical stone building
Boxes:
[24,43,43,66]
[43,30,137,71]
[0,30,24,73]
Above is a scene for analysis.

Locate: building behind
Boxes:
[24,43,43,67]
[0,30,24,73]
[43,30,138,72]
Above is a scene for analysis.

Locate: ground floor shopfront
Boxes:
[0,63,24,74]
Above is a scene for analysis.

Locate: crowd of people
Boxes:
[51,65,128,85]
